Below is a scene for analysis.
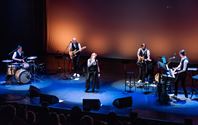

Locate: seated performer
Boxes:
[12,45,29,68]
[157,56,168,71]
[137,43,152,83]
[85,53,100,92]
[68,37,82,78]
[172,49,189,100]
[6,45,26,83]
[12,45,25,63]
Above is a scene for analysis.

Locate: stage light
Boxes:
[83,99,101,111]
[113,96,132,109]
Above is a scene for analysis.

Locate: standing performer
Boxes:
[172,49,189,100]
[68,37,82,78]
[137,43,152,83]
[85,53,100,92]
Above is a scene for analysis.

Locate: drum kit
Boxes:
[1,56,38,84]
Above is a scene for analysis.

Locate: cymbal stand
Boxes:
[31,60,40,82]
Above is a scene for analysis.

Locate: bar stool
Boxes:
[125,71,136,92]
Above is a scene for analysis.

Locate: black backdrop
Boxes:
[0,0,46,61]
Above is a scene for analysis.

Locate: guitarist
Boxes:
[172,49,189,100]
[137,43,152,83]
[68,37,82,77]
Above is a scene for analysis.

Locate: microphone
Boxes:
[8,48,18,55]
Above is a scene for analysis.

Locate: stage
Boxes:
[1,73,198,124]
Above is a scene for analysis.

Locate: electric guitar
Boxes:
[137,56,151,63]
[69,46,86,59]
[137,56,145,63]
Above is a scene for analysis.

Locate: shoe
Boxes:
[73,73,77,77]
[137,80,142,83]
[77,74,80,77]
[144,81,149,84]
[126,80,130,83]
[184,97,191,102]
[170,95,177,99]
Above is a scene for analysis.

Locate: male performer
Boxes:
[12,45,29,69]
[85,53,100,92]
[137,43,152,83]
[68,37,82,77]
[172,49,189,100]
[12,45,25,63]
[6,45,25,83]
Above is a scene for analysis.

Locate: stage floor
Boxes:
[1,73,198,124]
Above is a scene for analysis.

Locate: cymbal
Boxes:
[27,56,37,60]
[2,60,13,63]
[27,60,34,63]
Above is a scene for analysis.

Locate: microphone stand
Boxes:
[8,48,17,56]
[61,42,72,80]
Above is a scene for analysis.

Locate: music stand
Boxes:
[59,53,72,80]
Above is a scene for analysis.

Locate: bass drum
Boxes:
[15,69,32,84]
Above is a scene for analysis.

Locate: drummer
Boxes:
[12,45,24,63]
[12,45,29,68]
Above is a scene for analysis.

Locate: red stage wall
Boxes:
[46,0,198,61]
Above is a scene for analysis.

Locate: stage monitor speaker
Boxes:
[113,96,132,109]
[83,99,101,111]
[29,85,41,98]
[40,94,59,106]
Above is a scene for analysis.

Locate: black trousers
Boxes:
[86,71,99,91]
[174,72,188,98]
[72,54,80,74]
[137,62,147,82]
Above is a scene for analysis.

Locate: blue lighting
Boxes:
[1,75,198,117]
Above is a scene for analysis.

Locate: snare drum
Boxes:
[21,62,30,69]
[15,69,31,84]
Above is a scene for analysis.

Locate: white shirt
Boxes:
[12,51,23,61]
[175,56,189,74]
[137,48,151,61]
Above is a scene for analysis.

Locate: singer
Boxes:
[85,53,100,92]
